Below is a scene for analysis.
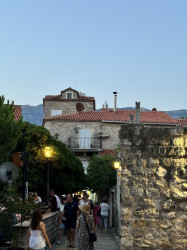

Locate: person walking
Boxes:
[57,197,67,244]
[93,202,100,227]
[60,193,79,248]
[26,209,51,250]
[79,192,91,207]
[100,199,110,234]
[76,204,97,250]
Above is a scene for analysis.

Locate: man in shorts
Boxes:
[61,193,79,248]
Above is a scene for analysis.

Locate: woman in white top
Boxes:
[26,210,51,250]
[99,199,110,234]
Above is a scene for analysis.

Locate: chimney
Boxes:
[113,92,117,112]
[135,101,140,123]
[129,114,134,124]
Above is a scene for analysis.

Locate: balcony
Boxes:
[68,136,102,152]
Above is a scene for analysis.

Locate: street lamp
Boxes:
[113,160,121,234]
[114,161,120,169]
[44,146,52,159]
[44,146,52,204]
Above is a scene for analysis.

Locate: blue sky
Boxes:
[0,0,186,111]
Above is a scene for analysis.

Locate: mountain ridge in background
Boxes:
[22,104,44,126]
[21,104,187,126]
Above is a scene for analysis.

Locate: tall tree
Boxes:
[87,155,116,197]
[15,122,87,197]
[0,96,22,154]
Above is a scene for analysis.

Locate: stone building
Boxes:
[43,87,95,118]
[43,88,183,233]
[43,88,180,173]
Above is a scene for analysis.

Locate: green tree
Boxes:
[87,155,116,197]
[0,96,22,154]
[15,122,86,197]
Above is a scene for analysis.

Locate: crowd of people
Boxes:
[26,190,110,250]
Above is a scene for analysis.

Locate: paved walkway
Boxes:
[52,229,120,250]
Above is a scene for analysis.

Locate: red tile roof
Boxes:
[99,149,116,157]
[14,105,22,121]
[44,109,179,125]
[44,95,95,101]
[175,119,187,127]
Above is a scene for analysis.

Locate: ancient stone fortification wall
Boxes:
[13,211,59,248]
[119,124,187,249]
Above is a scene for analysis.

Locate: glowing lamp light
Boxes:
[117,172,122,177]
[114,161,120,169]
[44,146,52,159]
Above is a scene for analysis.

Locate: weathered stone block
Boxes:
[119,125,187,249]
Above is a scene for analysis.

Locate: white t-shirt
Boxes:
[100,202,110,216]
[34,196,42,204]
[60,204,64,212]
[79,199,90,206]
[55,195,61,208]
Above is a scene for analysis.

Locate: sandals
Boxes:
[68,244,75,248]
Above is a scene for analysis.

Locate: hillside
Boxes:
[165,109,187,118]
[21,104,187,126]
[22,104,43,126]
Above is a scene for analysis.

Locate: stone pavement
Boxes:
[51,229,120,250]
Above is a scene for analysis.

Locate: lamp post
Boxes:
[44,146,52,204]
[114,160,121,235]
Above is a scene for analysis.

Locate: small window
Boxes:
[51,110,62,116]
[66,92,73,99]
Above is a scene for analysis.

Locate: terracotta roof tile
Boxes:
[44,109,179,125]
[14,105,22,121]
[175,119,187,127]
[99,149,116,157]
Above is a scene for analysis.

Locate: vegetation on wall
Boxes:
[0,185,37,249]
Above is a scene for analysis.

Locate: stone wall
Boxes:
[119,124,187,249]
[43,100,94,117]
[13,211,59,249]
[44,120,121,150]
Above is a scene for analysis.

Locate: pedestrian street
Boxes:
[52,229,120,250]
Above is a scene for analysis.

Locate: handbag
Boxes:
[83,215,97,243]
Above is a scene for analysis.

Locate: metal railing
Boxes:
[68,137,102,150]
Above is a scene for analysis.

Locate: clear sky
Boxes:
[0,0,186,111]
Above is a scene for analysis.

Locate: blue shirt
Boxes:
[64,201,79,220]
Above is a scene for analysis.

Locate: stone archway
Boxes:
[119,124,187,249]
